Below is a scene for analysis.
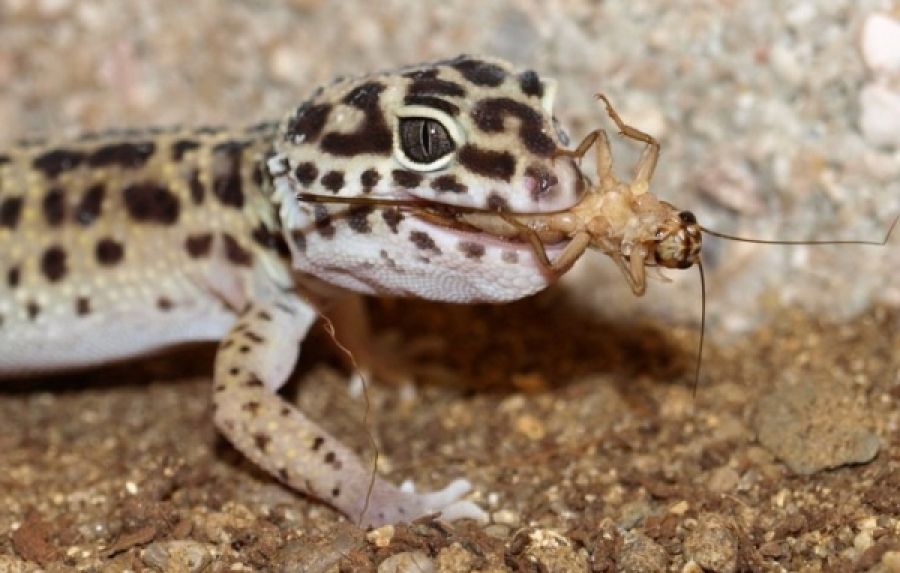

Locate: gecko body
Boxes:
[0,56,587,526]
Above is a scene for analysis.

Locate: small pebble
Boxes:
[378,551,434,573]
[683,514,738,573]
[141,540,212,573]
[860,83,900,148]
[366,525,395,548]
[754,379,880,475]
[707,466,740,493]
[861,13,900,73]
[617,531,668,573]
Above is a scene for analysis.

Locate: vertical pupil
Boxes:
[420,121,433,157]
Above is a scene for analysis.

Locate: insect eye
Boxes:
[398,118,456,166]
[679,211,697,224]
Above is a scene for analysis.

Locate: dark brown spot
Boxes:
[229,367,240,376]
[290,229,307,252]
[294,162,318,186]
[0,196,23,228]
[278,468,289,481]
[185,233,213,258]
[95,238,124,266]
[252,165,264,187]
[382,208,403,233]
[211,141,246,209]
[406,72,467,97]
[242,401,261,414]
[32,148,84,178]
[320,171,345,193]
[253,433,271,452]
[252,224,290,258]
[26,301,40,321]
[88,141,156,169]
[171,139,200,161]
[75,184,105,225]
[0,154,9,165]
[379,249,400,271]
[239,345,250,353]
[245,377,264,388]
[76,297,91,316]
[311,436,325,451]
[402,95,460,116]
[7,266,20,288]
[43,188,66,226]
[518,70,544,98]
[458,145,516,181]
[502,250,519,263]
[187,169,205,204]
[324,451,336,464]
[452,57,507,87]
[314,205,335,239]
[391,169,422,189]
[244,331,264,344]
[431,174,466,194]
[410,230,441,254]
[157,297,174,311]
[458,241,485,260]
[524,165,559,200]
[286,102,332,143]
[347,205,373,234]
[320,82,392,156]
[123,182,180,224]
[331,487,341,498]
[41,246,67,282]
[222,233,253,266]
[360,169,380,193]
[257,310,272,321]
[487,192,511,212]
[471,98,555,156]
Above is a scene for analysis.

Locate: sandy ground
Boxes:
[1,1,899,571]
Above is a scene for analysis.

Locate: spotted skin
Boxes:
[0,56,582,526]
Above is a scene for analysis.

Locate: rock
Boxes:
[617,531,668,573]
[861,13,900,74]
[754,379,880,475]
[509,528,588,573]
[707,466,740,493]
[141,540,213,572]
[435,543,476,573]
[860,83,900,148]
[683,514,738,573]
[366,525,395,548]
[377,551,433,573]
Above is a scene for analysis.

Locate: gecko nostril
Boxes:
[524,165,559,200]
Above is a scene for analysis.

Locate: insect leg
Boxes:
[499,213,592,277]
[612,252,648,296]
[596,94,660,192]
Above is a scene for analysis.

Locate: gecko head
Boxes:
[267,56,587,303]
[654,209,702,269]
[271,55,585,214]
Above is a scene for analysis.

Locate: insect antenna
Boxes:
[694,260,706,398]
[700,213,899,246]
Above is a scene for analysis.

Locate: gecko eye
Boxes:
[398,117,456,167]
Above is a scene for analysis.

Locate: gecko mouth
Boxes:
[295,192,571,251]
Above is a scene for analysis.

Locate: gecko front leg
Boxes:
[212,294,486,527]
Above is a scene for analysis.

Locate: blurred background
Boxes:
[1,0,898,333]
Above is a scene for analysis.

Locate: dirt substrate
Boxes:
[1,294,898,572]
